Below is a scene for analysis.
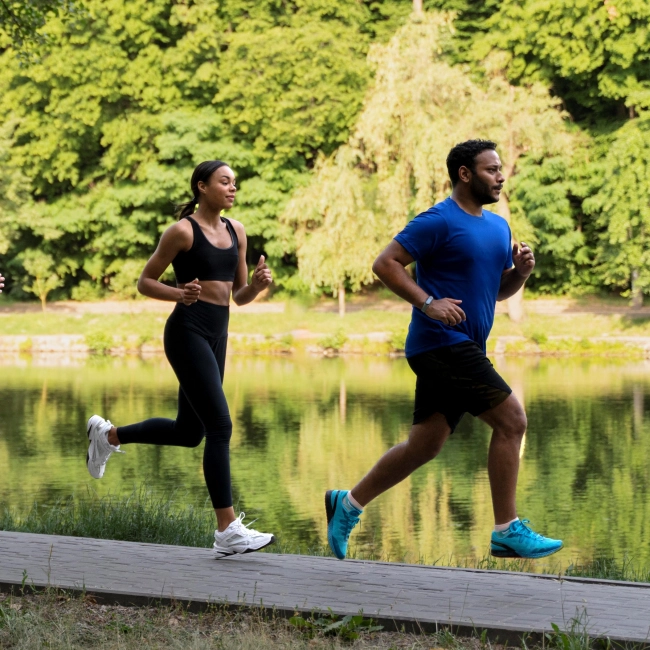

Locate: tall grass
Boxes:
[0,487,214,548]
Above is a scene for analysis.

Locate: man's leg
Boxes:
[326,411,452,560]
[351,412,452,507]
[478,394,527,525]
[480,393,563,558]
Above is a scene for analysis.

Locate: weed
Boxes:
[289,610,383,641]
[84,331,114,355]
[318,329,348,352]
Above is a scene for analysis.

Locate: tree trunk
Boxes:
[631,269,643,309]
[413,0,423,13]
[507,285,525,322]
[338,282,346,317]
[40,293,47,312]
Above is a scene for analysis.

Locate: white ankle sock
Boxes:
[494,517,518,533]
[345,492,363,511]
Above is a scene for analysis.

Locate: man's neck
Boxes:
[450,190,483,217]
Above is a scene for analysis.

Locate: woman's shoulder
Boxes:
[225,218,246,239]
[161,219,194,250]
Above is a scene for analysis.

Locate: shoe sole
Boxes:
[490,543,564,559]
[214,535,276,560]
[86,415,104,479]
[325,490,337,525]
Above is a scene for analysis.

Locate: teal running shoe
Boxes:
[491,519,563,559]
[325,490,362,560]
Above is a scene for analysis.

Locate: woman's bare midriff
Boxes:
[178,279,234,306]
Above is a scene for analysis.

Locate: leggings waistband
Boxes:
[168,300,229,338]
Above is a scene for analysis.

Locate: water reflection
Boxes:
[2,354,650,568]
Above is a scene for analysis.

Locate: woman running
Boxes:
[85,160,275,558]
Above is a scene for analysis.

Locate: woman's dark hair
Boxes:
[446,140,497,186]
[175,160,229,220]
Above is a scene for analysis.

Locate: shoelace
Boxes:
[518,519,544,540]
[338,510,361,540]
[231,512,262,536]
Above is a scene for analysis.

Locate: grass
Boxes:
[1,590,499,650]
[3,487,650,586]
[0,487,215,548]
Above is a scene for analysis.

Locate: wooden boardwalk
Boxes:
[1,531,649,645]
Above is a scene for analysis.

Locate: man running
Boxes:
[326,139,562,561]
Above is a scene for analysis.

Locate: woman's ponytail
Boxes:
[175,196,198,220]
[175,160,228,220]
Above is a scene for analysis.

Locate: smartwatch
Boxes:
[421,295,434,313]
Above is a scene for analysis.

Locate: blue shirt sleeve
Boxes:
[394,209,449,262]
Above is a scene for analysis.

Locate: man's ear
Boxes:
[457,165,471,184]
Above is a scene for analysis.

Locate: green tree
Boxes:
[584,116,650,307]
[285,12,572,318]
[0,0,76,48]
[476,0,650,120]
[20,249,64,310]
[0,0,411,300]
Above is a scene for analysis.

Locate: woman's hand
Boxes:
[251,256,272,293]
[181,278,201,305]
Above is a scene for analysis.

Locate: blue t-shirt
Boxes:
[394,197,513,357]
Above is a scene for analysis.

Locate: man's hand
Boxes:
[181,278,201,305]
[0,273,4,294]
[513,242,535,279]
[251,255,272,292]
[425,298,466,326]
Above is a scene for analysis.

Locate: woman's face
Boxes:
[198,166,236,211]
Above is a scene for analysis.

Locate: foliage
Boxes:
[0,0,650,305]
[19,249,64,310]
[477,0,650,120]
[283,14,571,296]
[0,0,77,49]
[84,331,114,355]
[0,0,409,299]
[288,611,383,641]
[318,328,349,352]
[584,116,650,302]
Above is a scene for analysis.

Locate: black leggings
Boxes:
[117,301,233,509]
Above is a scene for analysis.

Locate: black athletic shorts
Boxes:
[407,340,511,433]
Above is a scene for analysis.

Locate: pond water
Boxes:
[2,353,650,568]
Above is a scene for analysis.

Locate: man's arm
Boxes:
[373,240,466,326]
[497,242,535,301]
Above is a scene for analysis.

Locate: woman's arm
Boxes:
[230,221,272,306]
[0,272,4,293]
[137,222,201,305]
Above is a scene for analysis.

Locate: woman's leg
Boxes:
[114,388,205,448]
[161,327,234,527]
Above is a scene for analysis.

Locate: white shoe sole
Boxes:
[213,534,275,559]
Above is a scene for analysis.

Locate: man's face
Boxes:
[467,149,505,205]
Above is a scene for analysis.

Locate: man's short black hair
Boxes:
[446,139,498,186]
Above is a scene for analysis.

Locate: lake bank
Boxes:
[3,297,650,358]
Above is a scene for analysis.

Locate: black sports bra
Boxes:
[172,216,239,283]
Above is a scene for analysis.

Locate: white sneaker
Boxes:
[86,414,123,479]
[213,513,275,559]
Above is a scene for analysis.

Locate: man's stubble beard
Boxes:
[469,175,498,206]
